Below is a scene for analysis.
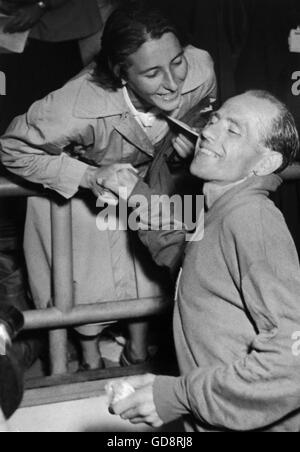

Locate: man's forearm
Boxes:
[128,180,187,276]
[152,264,300,431]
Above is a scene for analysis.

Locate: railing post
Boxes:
[49,199,74,375]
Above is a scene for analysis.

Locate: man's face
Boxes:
[125,33,188,112]
[190,94,277,183]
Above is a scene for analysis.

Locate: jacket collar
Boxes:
[204,174,283,212]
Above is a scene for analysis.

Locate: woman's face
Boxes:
[125,32,188,112]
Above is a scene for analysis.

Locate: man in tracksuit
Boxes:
[104,90,300,432]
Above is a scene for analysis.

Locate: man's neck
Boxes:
[203,178,249,210]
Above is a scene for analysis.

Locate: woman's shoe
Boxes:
[77,358,105,372]
[120,344,152,367]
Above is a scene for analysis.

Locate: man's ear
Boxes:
[253,151,283,176]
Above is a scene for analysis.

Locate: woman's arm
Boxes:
[0,89,91,199]
[280,162,300,180]
[3,0,71,33]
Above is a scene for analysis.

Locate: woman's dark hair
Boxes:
[93,1,188,91]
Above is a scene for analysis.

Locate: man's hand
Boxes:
[172,133,196,159]
[4,5,45,33]
[110,374,164,428]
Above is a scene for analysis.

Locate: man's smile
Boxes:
[195,143,223,160]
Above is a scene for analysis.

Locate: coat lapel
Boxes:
[73,74,155,158]
[113,113,155,158]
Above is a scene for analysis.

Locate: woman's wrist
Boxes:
[80,166,97,190]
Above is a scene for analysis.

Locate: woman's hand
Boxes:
[172,133,197,159]
[4,5,45,33]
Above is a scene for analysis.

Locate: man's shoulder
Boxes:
[222,197,288,243]
[220,194,299,276]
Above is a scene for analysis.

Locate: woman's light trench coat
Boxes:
[0,46,217,316]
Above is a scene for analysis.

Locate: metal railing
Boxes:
[0,175,169,376]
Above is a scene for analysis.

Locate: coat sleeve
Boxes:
[153,204,300,431]
[191,49,218,105]
[129,180,187,277]
[0,88,90,199]
[154,262,300,430]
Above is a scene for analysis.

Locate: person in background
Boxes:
[0,0,102,130]
[103,91,300,432]
[0,2,217,370]
[0,305,24,430]
[80,0,121,66]
[0,0,103,370]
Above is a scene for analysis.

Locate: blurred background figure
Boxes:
[0,0,103,370]
[0,0,102,130]
[0,305,24,430]
[80,0,121,65]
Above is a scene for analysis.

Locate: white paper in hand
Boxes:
[0,13,30,53]
[106,380,135,407]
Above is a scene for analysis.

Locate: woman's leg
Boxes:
[121,235,168,365]
[125,319,149,363]
[75,324,105,370]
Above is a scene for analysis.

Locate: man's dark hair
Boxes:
[93,1,187,91]
[247,90,299,173]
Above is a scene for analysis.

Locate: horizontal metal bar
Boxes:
[23,364,155,407]
[0,177,42,198]
[25,363,154,391]
[24,297,170,331]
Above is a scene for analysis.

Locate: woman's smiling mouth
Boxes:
[157,92,179,102]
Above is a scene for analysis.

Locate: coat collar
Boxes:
[204,174,283,212]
